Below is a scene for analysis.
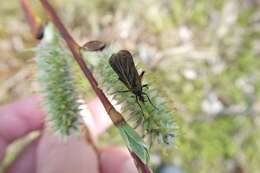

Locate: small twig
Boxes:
[20,0,44,39]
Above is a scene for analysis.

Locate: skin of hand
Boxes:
[0,95,138,173]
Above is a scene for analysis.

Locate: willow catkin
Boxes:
[35,23,80,136]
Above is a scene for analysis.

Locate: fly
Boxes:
[109,50,157,115]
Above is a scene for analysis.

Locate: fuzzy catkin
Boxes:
[82,47,176,146]
[35,24,80,135]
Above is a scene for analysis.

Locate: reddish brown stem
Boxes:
[37,0,151,172]
[20,0,44,39]
[131,152,152,173]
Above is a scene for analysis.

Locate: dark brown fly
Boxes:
[109,50,157,114]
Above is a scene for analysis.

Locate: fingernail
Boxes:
[121,159,138,173]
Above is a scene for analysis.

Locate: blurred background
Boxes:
[0,0,260,173]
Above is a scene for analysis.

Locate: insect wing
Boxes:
[109,50,141,89]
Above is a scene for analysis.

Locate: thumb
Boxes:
[100,147,138,173]
[36,130,99,173]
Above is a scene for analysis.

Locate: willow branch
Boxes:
[39,0,125,126]
[37,0,151,172]
[20,0,44,39]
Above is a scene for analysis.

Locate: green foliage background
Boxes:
[0,0,259,173]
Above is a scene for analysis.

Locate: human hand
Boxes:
[0,95,137,173]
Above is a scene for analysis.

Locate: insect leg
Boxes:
[133,96,145,129]
[139,71,145,81]
[135,96,145,116]
[142,92,158,110]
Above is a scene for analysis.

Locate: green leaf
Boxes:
[118,124,150,164]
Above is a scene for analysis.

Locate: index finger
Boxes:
[0,95,44,161]
[0,95,44,143]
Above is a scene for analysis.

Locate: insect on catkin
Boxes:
[81,46,176,146]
